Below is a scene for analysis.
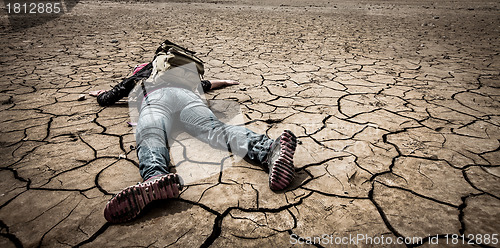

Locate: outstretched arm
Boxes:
[208,80,240,90]
[89,63,153,106]
[89,90,106,97]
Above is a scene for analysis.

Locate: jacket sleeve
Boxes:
[97,63,153,106]
[201,80,212,92]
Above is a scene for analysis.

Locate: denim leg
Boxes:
[135,90,174,180]
[179,99,274,165]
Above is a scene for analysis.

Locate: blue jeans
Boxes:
[135,87,274,180]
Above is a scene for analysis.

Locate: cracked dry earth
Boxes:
[1,0,499,247]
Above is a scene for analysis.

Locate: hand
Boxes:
[209,80,240,90]
[89,90,107,97]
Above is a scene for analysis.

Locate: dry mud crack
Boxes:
[0,0,499,247]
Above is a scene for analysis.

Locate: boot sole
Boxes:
[104,173,183,223]
[268,130,297,191]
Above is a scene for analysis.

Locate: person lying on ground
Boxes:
[90,40,297,223]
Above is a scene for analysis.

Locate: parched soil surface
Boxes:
[0,0,499,247]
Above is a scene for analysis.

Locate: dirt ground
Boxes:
[0,0,499,247]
